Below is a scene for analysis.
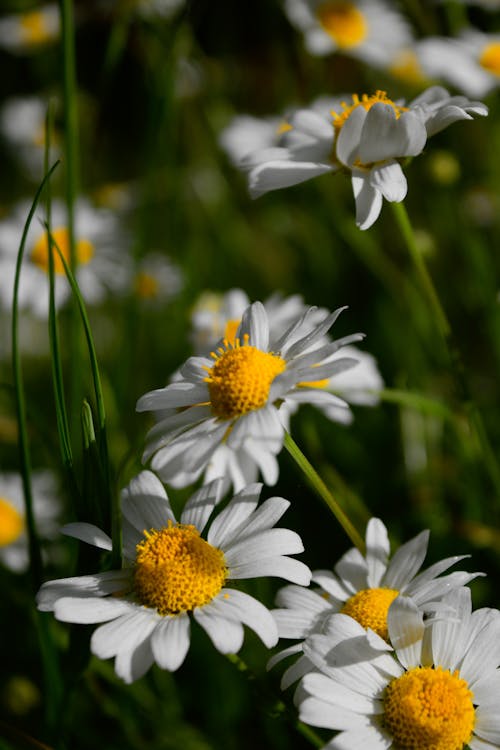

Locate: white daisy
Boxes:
[0,5,60,54]
[243,86,488,230]
[283,0,413,67]
[135,0,185,19]
[133,252,183,306]
[297,587,500,750]
[417,31,500,99]
[0,471,60,573]
[137,300,363,490]
[0,95,61,180]
[0,197,131,317]
[37,473,311,683]
[270,517,483,688]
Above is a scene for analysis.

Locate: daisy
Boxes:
[269,517,482,688]
[0,471,60,573]
[297,587,500,750]
[243,86,488,230]
[417,31,500,99]
[0,5,60,54]
[0,198,130,317]
[137,301,363,490]
[133,252,183,306]
[283,0,412,67]
[37,473,311,683]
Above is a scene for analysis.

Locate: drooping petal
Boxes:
[369,161,407,203]
[351,171,384,230]
[150,614,191,671]
[61,522,112,551]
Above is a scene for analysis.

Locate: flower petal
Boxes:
[369,161,407,203]
[61,522,112,551]
[150,614,191,671]
[351,171,383,230]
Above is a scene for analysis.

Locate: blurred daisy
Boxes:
[283,0,412,67]
[0,471,60,573]
[135,0,185,19]
[137,301,363,489]
[297,587,500,750]
[417,31,500,99]
[37,473,311,683]
[244,86,487,229]
[133,252,183,306]
[0,198,130,317]
[0,5,60,54]
[270,517,482,688]
[0,95,61,180]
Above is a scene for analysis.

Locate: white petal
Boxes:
[150,614,191,671]
[336,106,367,167]
[229,556,311,585]
[121,471,175,533]
[54,596,132,624]
[299,695,364,731]
[136,381,208,412]
[334,547,369,594]
[224,528,304,565]
[275,583,332,613]
[431,587,471,670]
[272,608,318,638]
[459,615,500,687]
[206,588,278,647]
[359,105,426,164]
[61,522,112,551]
[267,643,302,671]
[303,672,381,715]
[238,300,269,349]
[365,518,390,588]
[249,160,334,199]
[207,483,262,548]
[180,479,221,532]
[114,636,155,684]
[387,595,424,669]
[382,530,429,589]
[369,161,407,203]
[311,570,350,601]
[351,172,383,231]
[328,724,392,750]
[193,608,244,653]
[36,570,131,610]
[229,496,291,543]
[91,609,158,659]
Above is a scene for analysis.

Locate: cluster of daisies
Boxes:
[32,292,500,750]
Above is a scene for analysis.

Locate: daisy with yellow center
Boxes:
[298,587,500,750]
[37,473,311,684]
[133,252,183,305]
[269,517,482,689]
[243,85,487,229]
[0,5,60,54]
[137,301,363,490]
[283,0,412,66]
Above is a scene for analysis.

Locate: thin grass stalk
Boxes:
[284,432,366,552]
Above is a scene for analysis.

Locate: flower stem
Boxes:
[391,201,500,497]
[284,432,365,552]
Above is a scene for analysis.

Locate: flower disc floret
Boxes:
[383,666,475,750]
[340,587,398,640]
[205,338,286,419]
[479,42,500,75]
[0,497,24,546]
[134,522,227,615]
[316,2,368,48]
[30,226,94,274]
[331,90,408,132]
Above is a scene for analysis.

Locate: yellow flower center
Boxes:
[0,497,24,547]
[331,90,408,133]
[30,227,94,275]
[276,121,293,135]
[134,523,227,615]
[134,271,159,299]
[383,666,475,750]
[204,337,286,420]
[479,42,500,76]
[316,1,368,48]
[340,587,399,641]
[389,50,427,84]
[20,11,53,46]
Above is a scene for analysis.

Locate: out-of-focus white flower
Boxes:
[270,518,483,688]
[0,96,61,180]
[135,0,185,19]
[242,86,487,230]
[0,471,60,573]
[0,5,60,54]
[0,198,131,318]
[133,252,183,305]
[297,588,500,750]
[37,474,311,683]
[137,301,363,491]
[417,31,500,98]
[284,0,412,67]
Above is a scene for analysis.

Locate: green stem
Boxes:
[284,432,365,552]
[391,201,500,498]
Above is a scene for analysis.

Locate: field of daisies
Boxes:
[1,1,500,749]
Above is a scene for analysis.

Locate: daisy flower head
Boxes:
[283,0,412,67]
[0,5,60,54]
[137,301,364,491]
[133,252,183,306]
[0,471,60,573]
[297,586,500,750]
[245,86,487,230]
[0,197,131,318]
[37,473,311,683]
[270,517,483,688]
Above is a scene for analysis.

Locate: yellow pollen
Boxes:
[30,227,94,275]
[340,587,399,641]
[331,90,408,133]
[19,11,52,46]
[276,121,293,135]
[316,1,368,48]
[479,42,500,76]
[134,271,159,299]
[0,497,24,547]
[134,523,227,615]
[383,666,475,750]
[223,319,241,345]
[204,337,286,419]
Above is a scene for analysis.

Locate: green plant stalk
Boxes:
[49,233,120,566]
[284,432,365,552]
[391,201,500,497]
